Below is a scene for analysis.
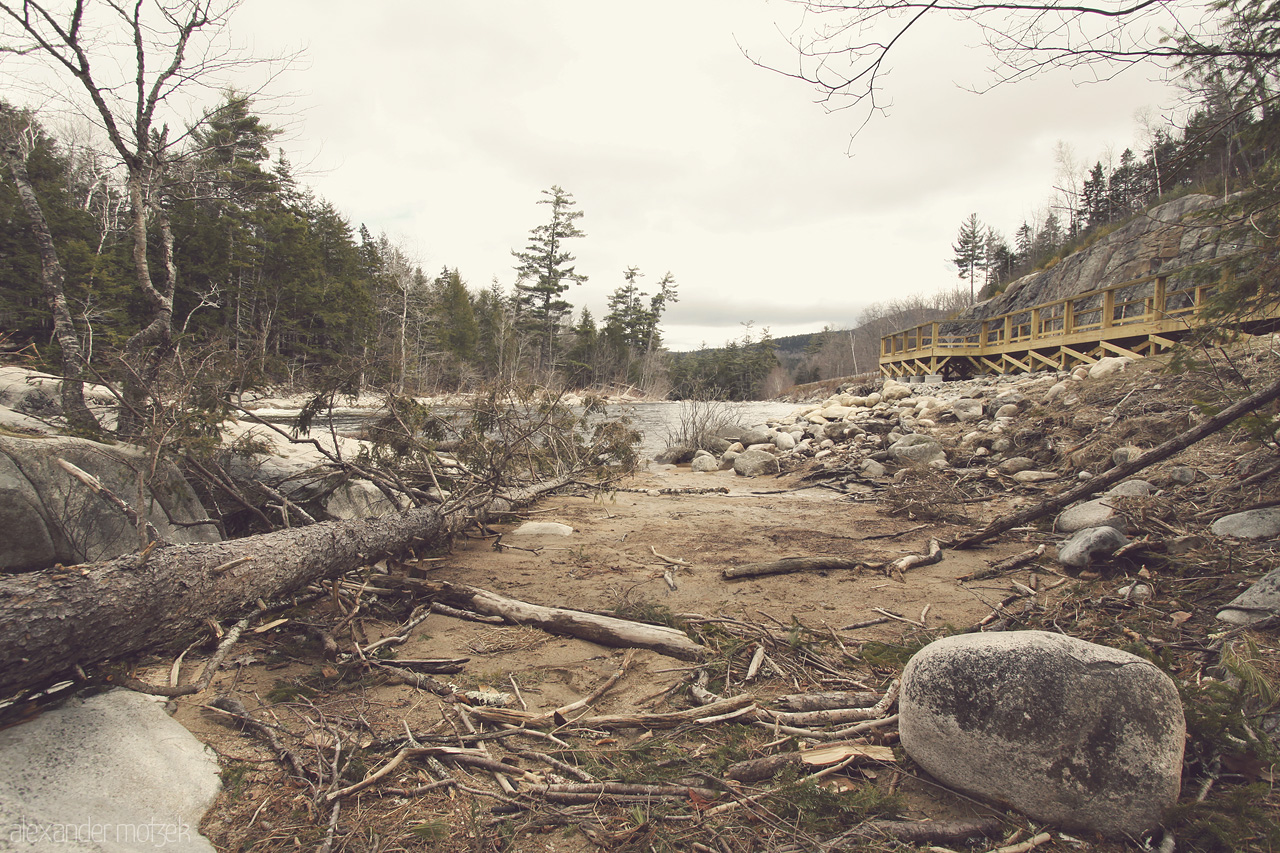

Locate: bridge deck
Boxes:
[878,271,1269,378]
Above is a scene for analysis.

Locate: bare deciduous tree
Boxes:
[0,0,288,435]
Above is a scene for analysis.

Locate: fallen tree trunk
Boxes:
[954,374,1280,549]
[423,581,706,661]
[0,479,569,697]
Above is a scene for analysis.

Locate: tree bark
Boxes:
[0,126,99,434]
[0,480,568,697]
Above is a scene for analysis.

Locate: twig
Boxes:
[118,608,265,697]
[430,601,505,624]
[988,831,1052,853]
[650,546,690,566]
[872,607,923,627]
[315,800,340,853]
[56,458,163,546]
[509,673,528,711]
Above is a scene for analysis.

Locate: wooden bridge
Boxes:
[878,270,1272,378]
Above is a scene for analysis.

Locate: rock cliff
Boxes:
[963,193,1235,321]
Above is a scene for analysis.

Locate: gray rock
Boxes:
[736,426,772,447]
[899,631,1184,837]
[1058,525,1130,568]
[1089,356,1134,378]
[0,689,222,852]
[1164,465,1197,486]
[653,444,695,465]
[997,456,1036,475]
[1012,470,1058,484]
[888,434,946,466]
[952,399,985,422]
[733,449,780,477]
[691,454,719,473]
[859,459,886,478]
[1056,497,1127,534]
[1043,381,1070,404]
[994,403,1021,419]
[825,423,864,441]
[1106,479,1154,497]
[702,436,733,454]
[0,435,220,571]
[510,521,574,537]
[772,431,796,451]
[994,389,1026,408]
[324,479,399,520]
[1117,582,1154,603]
[1111,445,1144,466]
[0,365,115,422]
[1217,566,1280,625]
[1211,508,1280,541]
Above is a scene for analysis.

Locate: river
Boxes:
[253,399,804,461]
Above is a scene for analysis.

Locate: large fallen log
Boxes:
[0,479,569,697]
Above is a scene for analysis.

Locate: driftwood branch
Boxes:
[773,690,882,712]
[56,457,162,546]
[887,538,943,577]
[955,375,1280,548]
[959,544,1047,582]
[423,581,706,661]
[722,556,867,580]
[814,818,1004,850]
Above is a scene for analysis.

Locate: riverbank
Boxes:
[185,345,1280,852]
[5,350,1280,851]
[187,463,1032,852]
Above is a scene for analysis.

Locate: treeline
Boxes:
[0,98,692,401]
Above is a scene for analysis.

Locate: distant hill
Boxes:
[669,331,822,358]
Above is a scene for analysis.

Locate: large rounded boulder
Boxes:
[899,631,1184,838]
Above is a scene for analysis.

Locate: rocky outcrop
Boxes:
[959,194,1232,324]
[899,631,1185,837]
[0,435,221,570]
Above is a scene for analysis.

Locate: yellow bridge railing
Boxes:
[878,270,1234,378]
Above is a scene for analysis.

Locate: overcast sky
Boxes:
[232,1,1185,352]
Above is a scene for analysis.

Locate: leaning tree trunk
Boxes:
[0,479,568,697]
[0,134,99,435]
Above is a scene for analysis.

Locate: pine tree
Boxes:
[511,185,586,374]
[1014,222,1034,266]
[1082,161,1109,228]
[952,213,985,302]
[438,268,478,363]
